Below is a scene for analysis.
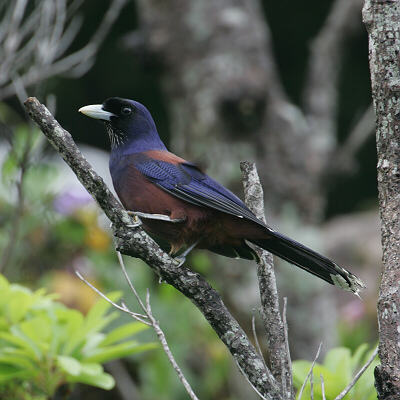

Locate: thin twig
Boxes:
[297,343,322,400]
[235,360,271,400]
[116,253,199,400]
[302,0,364,138]
[251,309,267,368]
[116,251,148,312]
[330,104,375,173]
[334,346,379,400]
[281,297,290,400]
[78,245,200,399]
[310,370,314,400]
[0,125,33,272]
[321,374,326,400]
[145,292,199,400]
[0,0,129,101]
[74,271,151,326]
[282,298,289,347]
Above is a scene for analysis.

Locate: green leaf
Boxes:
[350,342,369,371]
[81,333,106,355]
[19,316,52,345]
[324,347,352,377]
[0,331,39,361]
[85,291,122,326]
[80,292,122,337]
[293,344,378,400]
[0,316,9,331]
[80,362,103,376]
[5,290,34,324]
[0,275,154,397]
[61,359,115,390]
[0,275,9,290]
[0,363,35,382]
[0,353,35,369]
[67,369,115,390]
[56,309,85,356]
[57,355,82,376]
[84,341,157,364]
[100,321,149,346]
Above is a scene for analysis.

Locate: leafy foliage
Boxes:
[292,344,379,400]
[0,274,156,399]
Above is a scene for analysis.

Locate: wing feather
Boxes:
[135,159,265,226]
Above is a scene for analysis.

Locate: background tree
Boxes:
[363,0,400,396]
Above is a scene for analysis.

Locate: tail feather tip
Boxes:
[330,271,366,298]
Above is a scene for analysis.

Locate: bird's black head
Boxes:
[79,97,166,153]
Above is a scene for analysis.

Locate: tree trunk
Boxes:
[363,0,400,397]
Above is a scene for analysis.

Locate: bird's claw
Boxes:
[121,212,142,228]
[173,256,186,267]
[127,210,184,223]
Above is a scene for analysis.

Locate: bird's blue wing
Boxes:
[135,159,262,224]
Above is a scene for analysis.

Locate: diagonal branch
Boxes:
[334,346,378,400]
[24,96,282,399]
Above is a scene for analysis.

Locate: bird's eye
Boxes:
[121,107,132,115]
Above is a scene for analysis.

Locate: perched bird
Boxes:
[79,97,366,295]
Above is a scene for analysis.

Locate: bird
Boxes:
[79,97,366,295]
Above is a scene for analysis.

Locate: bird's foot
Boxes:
[127,211,185,223]
[173,255,186,267]
[125,213,142,228]
[172,238,203,266]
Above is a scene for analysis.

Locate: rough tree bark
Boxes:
[363,0,400,397]
[241,161,293,398]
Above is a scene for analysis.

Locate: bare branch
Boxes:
[145,292,199,400]
[297,343,322,400]
[329,104,375,174]
[241,161,293,399]
[0,0,128,101]
[77,256,200,400]
[302,0,364,143]
[75,271,151,326]
[251,309,267,367]
[116,251,148,313]
[0,121,37,272]
[75,266,198,400]
[117,253,200,400]
[321,374,326,400]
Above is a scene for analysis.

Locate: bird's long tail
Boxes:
[250,231,366,296]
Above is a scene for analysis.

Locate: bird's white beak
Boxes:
[78,104,116,121]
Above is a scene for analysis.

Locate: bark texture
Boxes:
[241,161,293,399]
[363,0,400,397]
